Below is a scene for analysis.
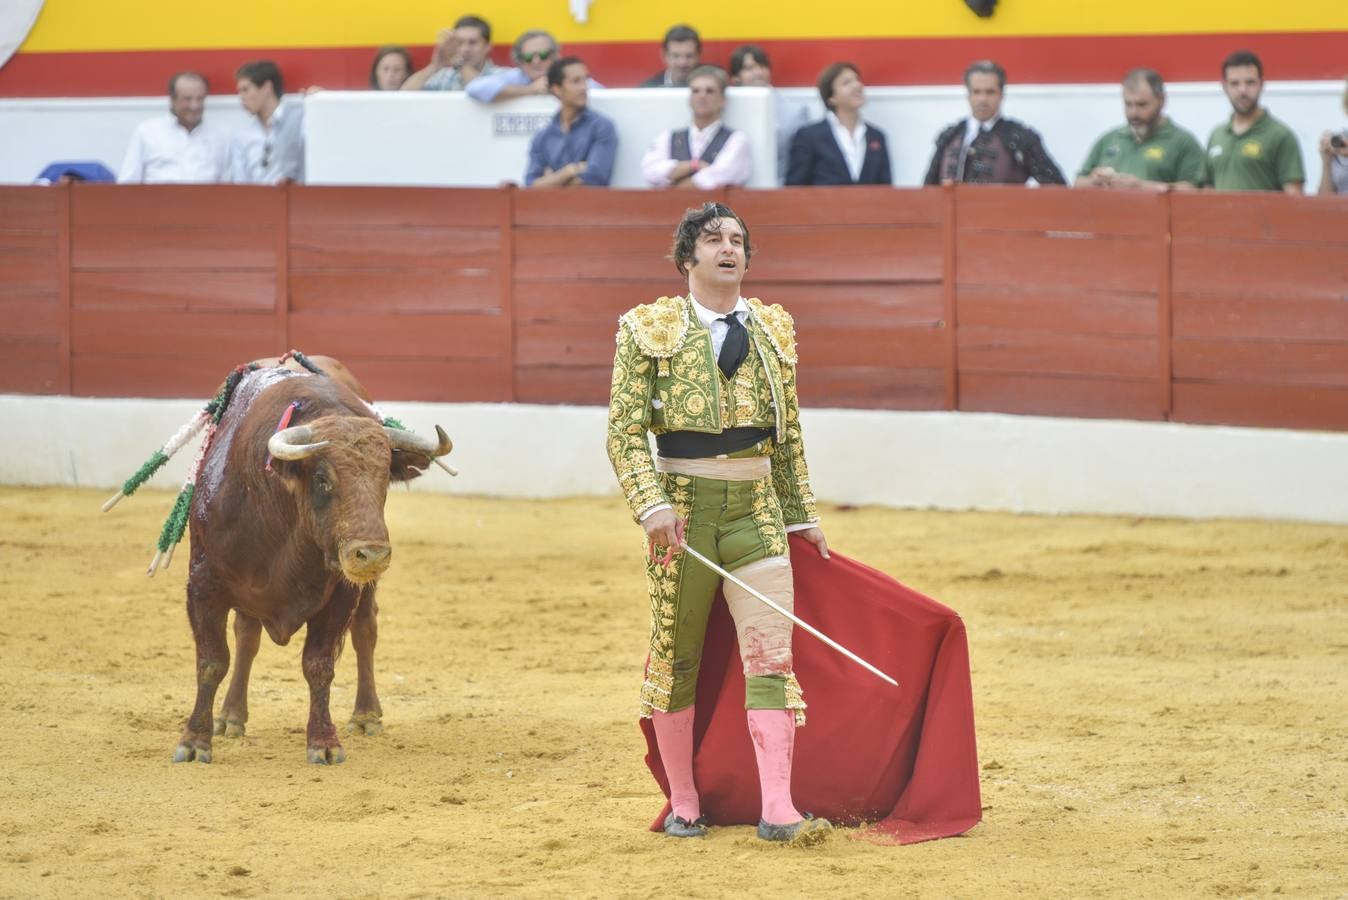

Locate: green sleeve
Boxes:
[769,361,819,528]
[606,324,668,522]
[1275,129,1306,186]
[1175,132,1207,186]
[1077,135,1104,178]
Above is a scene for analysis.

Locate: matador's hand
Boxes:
[796,526,830,559]
[643,508,686,566]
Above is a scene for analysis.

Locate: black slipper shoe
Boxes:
[663,812,709,838]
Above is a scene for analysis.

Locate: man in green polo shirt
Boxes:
[1205,50,1305,193]
[1077,68,1206,191]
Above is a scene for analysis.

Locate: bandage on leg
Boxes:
[724,555,795,678]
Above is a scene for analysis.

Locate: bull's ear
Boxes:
[389,450,429,483]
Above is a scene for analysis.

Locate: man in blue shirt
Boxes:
[524,57,618,188]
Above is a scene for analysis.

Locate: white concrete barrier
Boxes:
[4,394,1346,524]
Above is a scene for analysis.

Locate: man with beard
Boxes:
[1075,69,1206,191]
[923,60,1065,186]
[1205,50,1305,193]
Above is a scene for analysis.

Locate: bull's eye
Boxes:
[314,472,333,494]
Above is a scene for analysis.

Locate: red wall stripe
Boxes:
[2,31,1344,98]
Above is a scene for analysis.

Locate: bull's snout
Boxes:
[340,541,392,582]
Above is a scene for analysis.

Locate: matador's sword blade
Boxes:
[678,542,899,689]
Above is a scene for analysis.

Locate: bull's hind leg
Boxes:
[301,585,360,765]
[216,612,262,738]
[347,586,384,736]
[174,590,230,764]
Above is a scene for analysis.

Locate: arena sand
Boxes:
[1,485,1345,898]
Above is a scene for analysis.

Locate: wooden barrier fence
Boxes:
[2,184,1346,431]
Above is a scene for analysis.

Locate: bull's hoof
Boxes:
[346,714,383,736]
[173,743,212,764]
[214,718,246,738]
[307,745,346,765]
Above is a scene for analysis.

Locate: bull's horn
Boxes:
[384,424,453,458]
[268,425,330,461]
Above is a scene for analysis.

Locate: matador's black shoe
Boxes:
[757,813,832,845]
[663,812,709,838]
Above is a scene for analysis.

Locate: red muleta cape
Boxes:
[639,533,982,844]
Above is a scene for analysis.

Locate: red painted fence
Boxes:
[2,184,1346,431]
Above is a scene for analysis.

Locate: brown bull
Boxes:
[173,360,451,765]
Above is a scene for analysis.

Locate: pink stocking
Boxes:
[651,706,700,821]
[747,708,803,825]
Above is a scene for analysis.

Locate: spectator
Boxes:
[402,15,496,92]
[1205,50,1304,193]
[467,30,557,103]
[730,44,810,184]
[118,72,229,184]
[923,60,1065,186]
[642,65,751,189]
[786,62,892,186]
[229,60,305,184]
[1317,77,1348,195]
[525,57,617,188]
[1075,69,1206,191]
[640,25,701,88]
[369,47,413,91]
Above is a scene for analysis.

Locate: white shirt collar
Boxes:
[963,114,1000,147]
[689,293,748,329]
[689,119,723,140]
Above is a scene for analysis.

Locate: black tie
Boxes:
[718,313,749,379]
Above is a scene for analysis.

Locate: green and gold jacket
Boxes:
[606,295,819,526]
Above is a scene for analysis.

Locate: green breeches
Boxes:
[640,471,806,725]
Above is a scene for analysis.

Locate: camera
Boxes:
[1333,134,1347,150]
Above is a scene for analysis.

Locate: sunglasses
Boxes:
[518,48,555,63]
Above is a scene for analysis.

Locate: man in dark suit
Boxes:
[786,62,892,185]
[639,25,701,88]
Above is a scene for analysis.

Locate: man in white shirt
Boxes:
[641,66,751,190]
[229,60,305,185]
[118,72,229,184]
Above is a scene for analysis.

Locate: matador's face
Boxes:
[688,217,747,292]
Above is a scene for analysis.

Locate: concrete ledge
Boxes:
[4,394,1346,523]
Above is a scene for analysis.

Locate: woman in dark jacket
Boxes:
[786,62,892,185]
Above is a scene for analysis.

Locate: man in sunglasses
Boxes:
[466,30,560,103]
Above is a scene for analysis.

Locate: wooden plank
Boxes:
[288,225,501,270]
[1157,192,1173,418]
[0,337,63,394]
[512,227,690,281]
[72,309,281,358]
[943,182,958,411]
[0,294,61,337]
[1172,338,1348,387]
[799,366,946,410]
[289,270,501,314]
[1171,192,1348,244]
[53,182,72,393]
[726,186,945,226]
[959,371,1164,420]
[766,283,945,326]
[320,355,514,402]
[749,225,943,283]
[0,187,60,232]
[289,185,501,227]
[956,231,1161,293]
[956,185,1164,236]
[499,186,517,401]
[73,225,278,270]
[514,365,613,405]
[72,270,277,312]
[798,325,946,368]
[0,253,59,292]
[0,230,58,256]
[513,189,725,228]
[71,352,280,398]
[512,280,682,322]
[1173,295,1348,341]
[71,184,279,227]
[288,311,509,361]
[1171,382,1348,431]
[959,328,1160,379]
[1172,241,1348,299]
[956,286,1158,334]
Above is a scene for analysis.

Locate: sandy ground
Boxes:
[1,485,1346,898]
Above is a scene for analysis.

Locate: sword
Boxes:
[678,542,899,689]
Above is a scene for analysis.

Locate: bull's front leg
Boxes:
[174,586,230,763]
[347,585,384,736]
[216,612,262,738]
[301,585,360,765]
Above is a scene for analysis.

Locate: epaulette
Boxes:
[618,296,691,358]
[746,298,798,365]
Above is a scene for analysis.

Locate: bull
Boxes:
[172,358,452,765]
